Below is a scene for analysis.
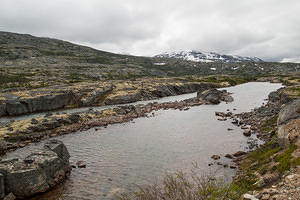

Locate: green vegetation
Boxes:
[66,72,99,83]
[69,65,89,70]
[260,114,278,134]
[119,168,244,200]
[0,73,31,88]
[234,140,298,193]
[105,72,144,80]
[67,72,84,83]
[289,87,300,96]
[249,142,281,169]
[275,144,298,174]
[84,56,112,64]
[40,50,75,56]
[187,75,256,86]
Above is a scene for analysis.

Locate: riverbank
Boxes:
[0,88,232,156]
[231,82,300,199]
[116,78,300,200]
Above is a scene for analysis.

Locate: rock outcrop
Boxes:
[104,82,216,105]
[82,86,113,106]
[0,91,80,117]
[0,82,216,117]
[0,140,71,199]
[277,99,300,147]
[197,89,233,104]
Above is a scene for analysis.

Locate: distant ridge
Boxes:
[154,50,263,63]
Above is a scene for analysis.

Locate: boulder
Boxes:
[277,99,300,126]
[277,99,300,147]
[197,89,226,104]
[243,129,252,137]
[278,118,300,148]
[229,164,237,169]
[268,89,292,105]
[76,161,87,168]
[0,104,6,117]
[67,114,81,123]
[225,154,234,159]
[31,118,38,124]
[222,95,234,102]
[268,91,280,102]
[233,151,246,157]
[0,140,71,199]
[211,155,221,160]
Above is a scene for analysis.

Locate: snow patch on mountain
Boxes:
[154,51,263,63]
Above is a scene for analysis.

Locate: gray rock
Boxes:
[5,101,28,116]
[82,86,113,106]
[0,139,71,199]
[277,99,300,126]
[243,129,252,137]
[0,173,4,199]
[277,99,300,147]
[67,114,80,123]
[222,95,234,102]
[31,118,38,124]
[105,92,142,105]
[1,91,81,117]
[211,155,221,160]
[0,141,9,154]
[197,89,226,104]
[233,151,246,157]
[43,139,70,163]
[0,104,6,117]
[268,91,280,102]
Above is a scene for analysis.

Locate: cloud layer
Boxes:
[1,0,300,62]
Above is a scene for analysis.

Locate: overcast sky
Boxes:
[1,0,300,62]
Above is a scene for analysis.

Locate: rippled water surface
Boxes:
[5,82,282,200]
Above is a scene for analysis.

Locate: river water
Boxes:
[4,82,282,200]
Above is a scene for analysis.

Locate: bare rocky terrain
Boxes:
[0,31,299,90]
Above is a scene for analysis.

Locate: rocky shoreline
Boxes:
[0,88,232,156]
[229,87,299,200]
[204,85,299,199]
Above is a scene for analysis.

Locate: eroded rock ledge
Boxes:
[0,139,71,199]
[0,80,217,117]
[0,88,233,155]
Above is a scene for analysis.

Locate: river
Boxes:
[4,82,282,200]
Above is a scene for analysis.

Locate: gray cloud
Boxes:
[0,0,300,62]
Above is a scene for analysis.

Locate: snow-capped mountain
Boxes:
[154,51,263,63]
